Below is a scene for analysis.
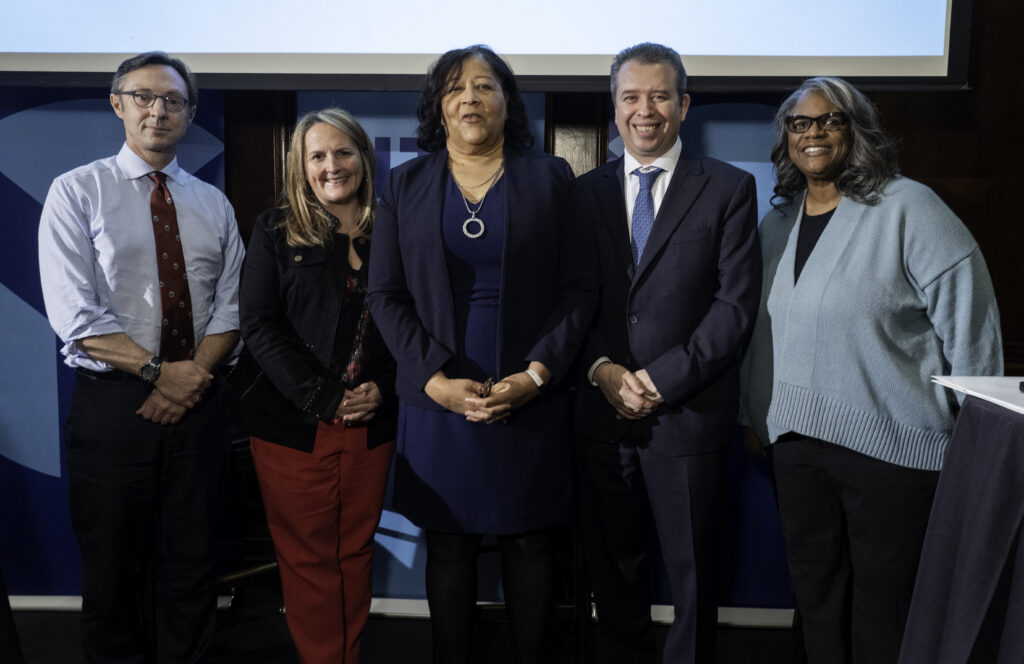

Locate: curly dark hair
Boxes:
[770,76,898,209]
[416,45,534,153]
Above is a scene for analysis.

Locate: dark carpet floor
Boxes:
[13,587,799,664]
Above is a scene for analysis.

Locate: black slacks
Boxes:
[580,433,728,664]
[66,370,227,664]
[771,436,938,664]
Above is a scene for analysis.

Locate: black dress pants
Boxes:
[66,370,227,664]
[581,434,728,664]
[772,436,938,664]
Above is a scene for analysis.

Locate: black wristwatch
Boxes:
[138,356,163,383]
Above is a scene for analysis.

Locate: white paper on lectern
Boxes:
[932,376,1024,416]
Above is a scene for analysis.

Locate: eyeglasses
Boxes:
[785,112,847,133]
[116,90,190,113]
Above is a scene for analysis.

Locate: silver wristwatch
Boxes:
[138,356,162,383]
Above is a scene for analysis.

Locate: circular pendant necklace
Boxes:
[457,161,503,239]
[462,209,485,239]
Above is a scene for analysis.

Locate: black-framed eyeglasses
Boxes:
[116,90,190,113]
[785,112,847,133]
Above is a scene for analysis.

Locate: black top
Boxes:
[329,237,390,390]
[794,207,836,282]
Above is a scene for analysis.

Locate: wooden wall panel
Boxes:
[223,91,296,243]
[873,0,1024,368]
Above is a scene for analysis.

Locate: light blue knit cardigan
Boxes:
[740,177,1003,470]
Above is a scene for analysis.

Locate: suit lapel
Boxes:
[634,155,709,281]
[498,150,527,373]
[416,150,458,351]
[596,159,634,278]
[503,150,524,261]
[417,148,453,284]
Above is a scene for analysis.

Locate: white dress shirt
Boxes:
[38,143,245,371]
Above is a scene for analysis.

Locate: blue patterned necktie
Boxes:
[631,167,662,265]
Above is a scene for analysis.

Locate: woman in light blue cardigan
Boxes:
[741,77,1002,664]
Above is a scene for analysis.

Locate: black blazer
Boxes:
[574,153,761,455]
[237,208,397,451]
[367,148,599,412]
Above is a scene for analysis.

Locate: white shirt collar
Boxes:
[116,143,182,182]
[623,137,682,177]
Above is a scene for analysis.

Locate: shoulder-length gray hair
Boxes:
[770,76,898,209]
[282,108,376,247]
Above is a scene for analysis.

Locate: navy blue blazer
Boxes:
[574,153,761,455]
[367,147,599,412]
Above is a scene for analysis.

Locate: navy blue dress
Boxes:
[394,173,572,534]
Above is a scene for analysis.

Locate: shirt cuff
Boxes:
[587,356,612,386]
[202,314,239,340]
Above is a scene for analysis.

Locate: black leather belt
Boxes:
[75,367,134,381]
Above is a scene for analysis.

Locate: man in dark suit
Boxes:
[574,42,761,664]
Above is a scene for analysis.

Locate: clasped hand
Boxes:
[334,382,384,423]
[136,360,213,425]
[425,371,540,424]
[594,363,662,420]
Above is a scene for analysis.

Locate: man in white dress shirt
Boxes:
[38,51,244,663]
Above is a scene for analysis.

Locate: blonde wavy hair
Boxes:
[282,108,376,247]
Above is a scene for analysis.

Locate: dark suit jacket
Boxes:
[367,147,598,412]
[574,153,761,455]
[236,207,397,451]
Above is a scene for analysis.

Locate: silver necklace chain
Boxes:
[457,161,503,239]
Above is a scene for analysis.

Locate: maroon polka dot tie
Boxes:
[148,172,194,361]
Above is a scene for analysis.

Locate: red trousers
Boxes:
[251,422,394,664]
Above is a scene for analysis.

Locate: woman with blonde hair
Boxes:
[237,108,396,663]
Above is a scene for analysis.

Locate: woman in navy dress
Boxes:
[367,45,598,663]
